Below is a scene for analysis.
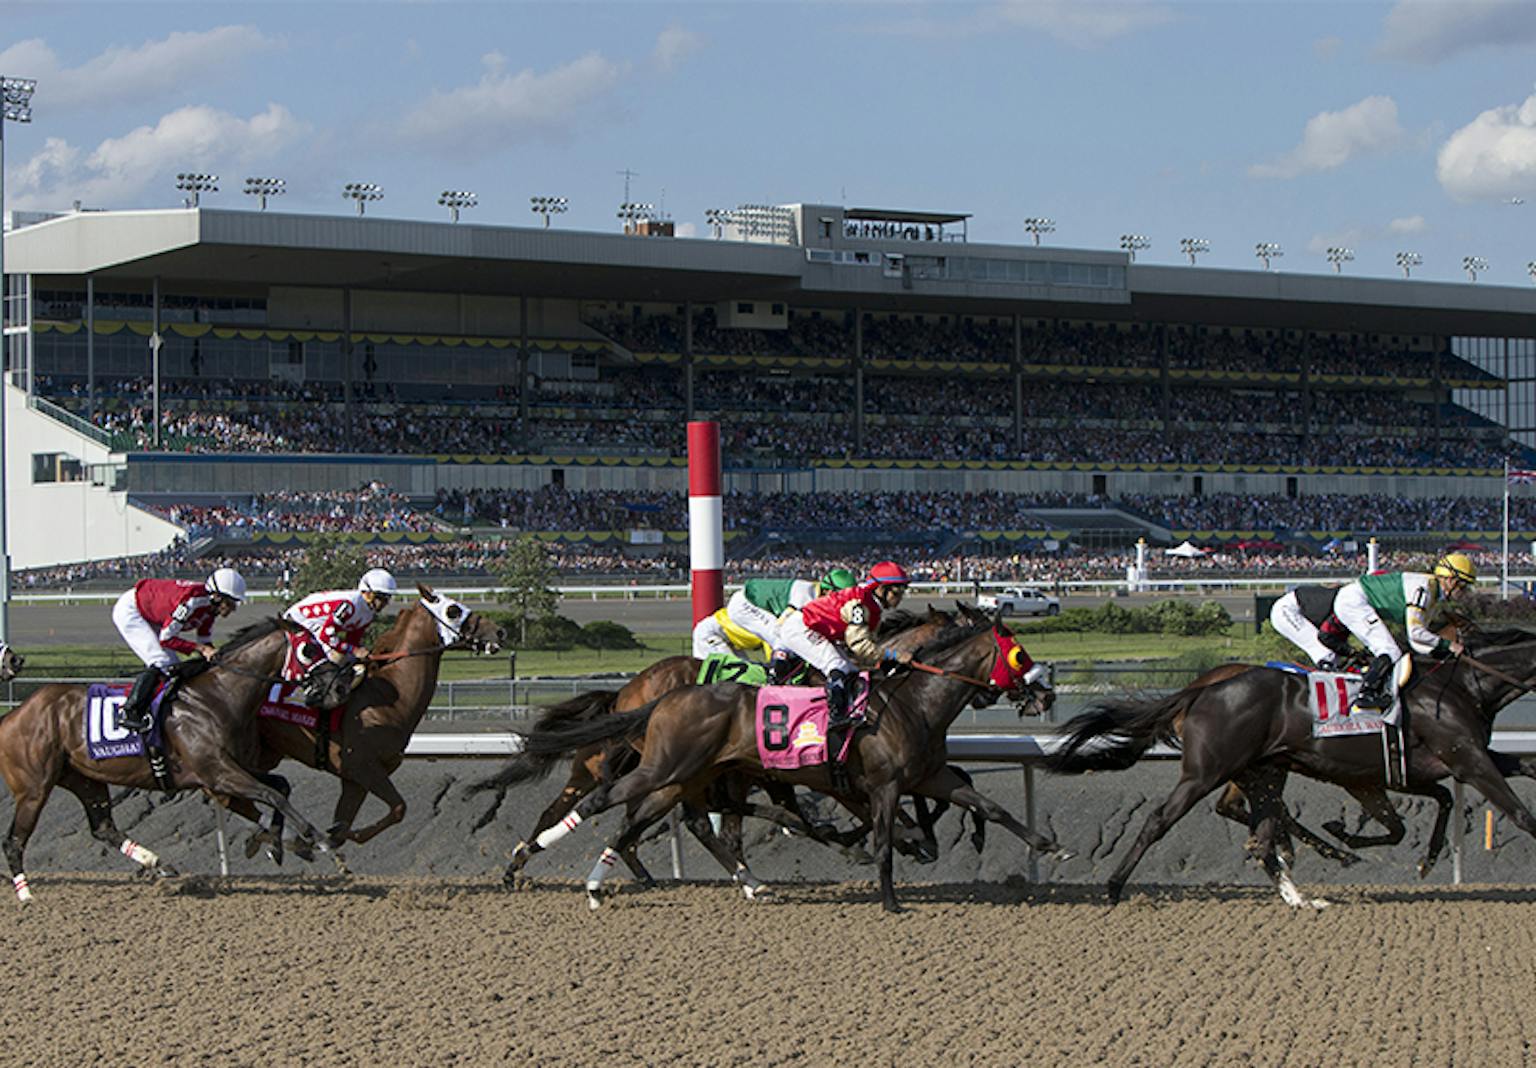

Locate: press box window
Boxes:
[33,452,84,483]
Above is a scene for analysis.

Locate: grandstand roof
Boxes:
[8,207,1535,336]
[843,208,971,225]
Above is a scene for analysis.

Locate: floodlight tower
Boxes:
[704,208,729,239]
[242,176,285,211]
[0,74,36,643]
[530,196,568,228]
[1395,251,1422,278]
[342,182,384,215]
[1527,260,1536,286]
[1022,217,1055,246]
[175,172,218,208]
[617,202,654,234]
[1255,242,1283,271]
[1119,234,1150,262]
[1179,237,1209,265]
[438,190,477,223]
[1325,246,1354,274]
[1463,255,1488,282]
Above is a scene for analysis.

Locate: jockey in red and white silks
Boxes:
[284,568,398,664]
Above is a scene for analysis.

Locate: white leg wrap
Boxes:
[120,839,158,868]
[13,873,32,904]
[585,847,619,893]
[534,811,583,851]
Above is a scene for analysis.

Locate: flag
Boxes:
[1509,469,1536,484]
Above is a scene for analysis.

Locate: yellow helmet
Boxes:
[1434,552,1477,588]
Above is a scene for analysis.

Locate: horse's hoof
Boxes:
[586,892,603,911]
[1106,882,1124,905]
[155,863,179,880]
[243,834,263,860]
[1417,862,1436,879]
[742,883,772,901]
[1051,849,1075,863]
[1321,820,1348,840]
[288,837,316,863]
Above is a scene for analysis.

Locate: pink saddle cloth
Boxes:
[755,678,870,770]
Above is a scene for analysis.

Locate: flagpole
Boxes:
[1503,460,1511,598]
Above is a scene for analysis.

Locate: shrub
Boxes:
[580,620,641,650]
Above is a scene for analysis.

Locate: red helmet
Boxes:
[868,561,911,586]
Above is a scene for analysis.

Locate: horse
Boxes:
[244,585,503,858]
[480,606,989,887]
[514,616,1065,912]
[0,617,343,903]
[0,642,24,682]
[1048,620,1536,908]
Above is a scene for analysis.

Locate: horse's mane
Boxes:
[219,616,284,655]
[1430,592,1536,646]
[910,620,990,662]
[877,608,949,639]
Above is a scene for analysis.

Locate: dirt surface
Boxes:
[2,875,1534,1067]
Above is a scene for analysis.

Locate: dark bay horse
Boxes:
[514,618,1065,912]
[0,618,340,903]
[1050,624,1536,908]
[247,586,503,856]
[483,606,983,886]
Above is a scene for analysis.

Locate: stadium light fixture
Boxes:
[704,207,729,239]
[1022,217,1055,246]
[175,172,219,208]
[438,190,477,223]
[1463,255,1488,282]
[1179,237,1209,265]
[1528,261,1536,286]
[1254,242,1283,271]
[617,201,655,233]
[530,195,568,228]
[0,74,37,645]
[242,176,285,211]
[342,182,384,215]
[1325,246,1354,274]
[1395,251,1422,278]
[1119,234,1150,262]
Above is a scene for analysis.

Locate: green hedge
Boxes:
[484,612,641,651]
[1022,599,1233,637]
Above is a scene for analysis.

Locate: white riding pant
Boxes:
[725,590,782,649]
[1332,582,1403,662]
[691,615,733,660]
[1268,592,1335,666]
[775,612,854,678]
[112,590,177,671]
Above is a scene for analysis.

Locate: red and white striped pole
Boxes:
[687,420,724,625]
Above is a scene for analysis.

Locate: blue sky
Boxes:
[4,1,1536,285]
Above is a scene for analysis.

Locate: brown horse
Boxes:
[0,617,342,903]
[512,617,1065,912]
[245,585,503,857]
[0,642,25,682]
[486,606,977,886]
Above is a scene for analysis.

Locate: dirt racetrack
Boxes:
[1,875,1533,1067]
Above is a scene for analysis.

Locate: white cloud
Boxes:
[1250,96,1403,179]
[1305,215,1429,255]
[653,26,703,72]
[1377,0,1536,63]
[0,27,279,112]
[7,103,309,211]
[1388,214,1426,234]
[1313,36,1343,60]
[1436,90,1536,201]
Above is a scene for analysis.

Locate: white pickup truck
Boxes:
[975,586,1061,617]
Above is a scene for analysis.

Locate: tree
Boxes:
[290,536,369,601]
[495,535,558,644]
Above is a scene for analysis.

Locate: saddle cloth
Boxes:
[754,678,870,770]
[256,632,343,731]
[84,681,171,760]
[696,654,770,687]
[1306,670,1399,738]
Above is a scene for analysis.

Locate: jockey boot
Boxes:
[766,652,799,686]
[1353,655,1394,711]
[118,665,165,733]
[824,670,858,731]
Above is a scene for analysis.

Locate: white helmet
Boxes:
[358,568,398,597]
[206,567,247,603]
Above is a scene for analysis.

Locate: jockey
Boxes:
[1268,584,1353,669]
[1332,552,1476,710]
[691,569,857,663]
[112,567,247,732]
[778,560,912,730]
[690,605,770,662]
[284,568,398,667]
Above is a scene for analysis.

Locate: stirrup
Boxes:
[117,708,151,733]
[1353,690,1388,712]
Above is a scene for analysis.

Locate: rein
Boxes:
[907,658,996,690]
[1459,654,1536,694]
[366,643,450,664]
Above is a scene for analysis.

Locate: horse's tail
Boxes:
[1047,688,1195,773]
[465,695,652,798]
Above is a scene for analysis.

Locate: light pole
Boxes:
[704,208,729,238]
[0,74,34,644]
[617,202,654,234]
[1179,237,1209,265]
[1325,246,1354,274]
[342,182,383,215]
[1527,261,1536,285]
[530,196,568,228]
[1255,242,1283,271]
[438,190,477,223]
[175,172,218,208]
[1022,217,1055,246]
[242,176,285,211]
[1395,251,1422,278]
[1119,234,1150,262]
[1463,255,1488,282]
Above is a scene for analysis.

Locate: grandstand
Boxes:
[4,201,1535,582]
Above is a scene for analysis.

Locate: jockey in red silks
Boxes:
[112,567,247,732]
[283,568,398,667]
[777,560,913,729]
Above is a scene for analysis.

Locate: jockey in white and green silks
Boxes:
[690,569,858,669]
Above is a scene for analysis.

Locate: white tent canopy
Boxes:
[1165,540,1208,557]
